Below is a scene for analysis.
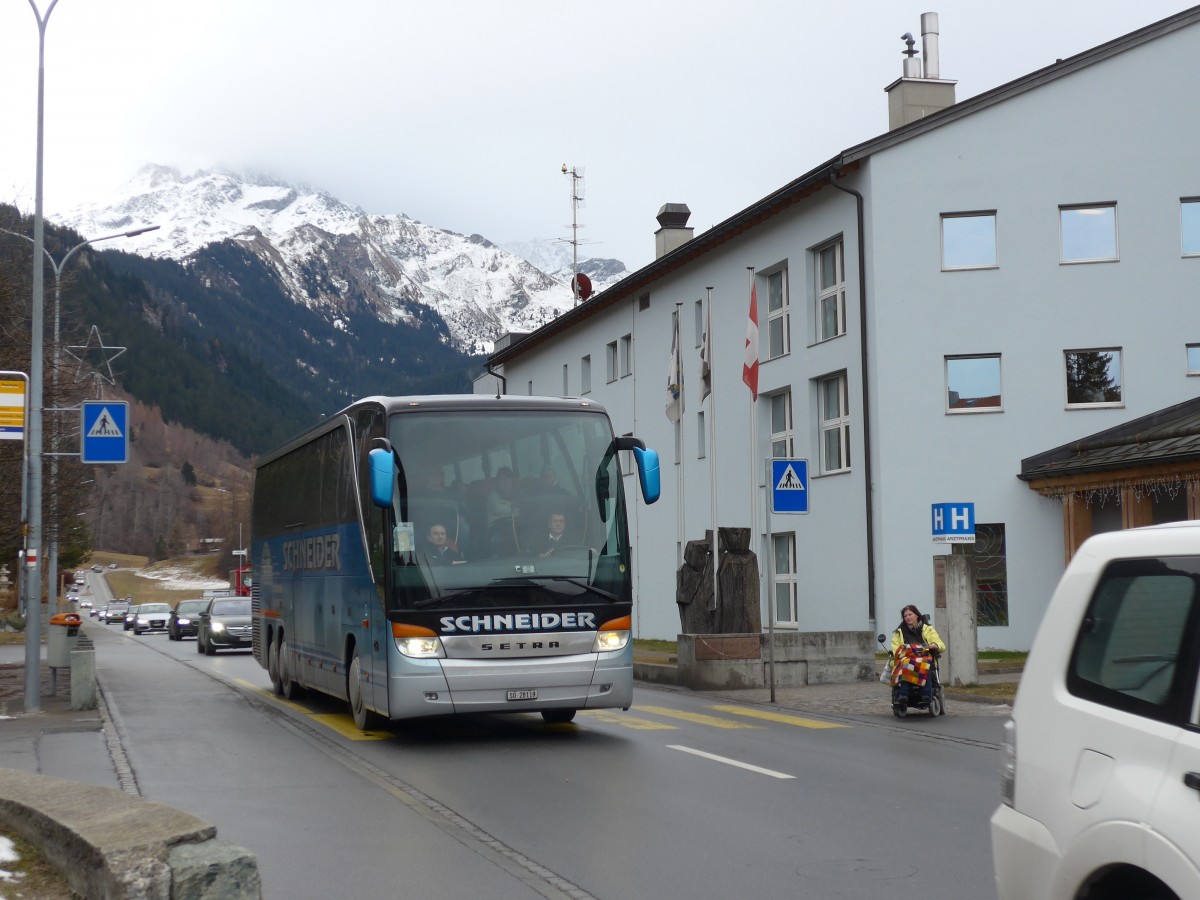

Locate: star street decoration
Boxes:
[64,325,126,387]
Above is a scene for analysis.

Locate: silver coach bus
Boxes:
[252,394,660,729]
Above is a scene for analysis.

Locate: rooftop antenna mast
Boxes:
[561,164,585,306]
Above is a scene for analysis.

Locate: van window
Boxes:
[1068,556,1200,721]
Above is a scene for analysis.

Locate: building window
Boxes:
[621,432,634,477]
[697,411,706,459]
[769,391,793,457]
[1182,199,1200,256]
[606,341,618,383]
[816,240,845,341]
[581,355,591,394]
[941,212,997,269]
[527,380,533,396]
[1060,204,1118,263]
[818,372,850,474]
[773,533,798,627]
[767,269,790,359]
[1065,349,1122,407]
[638,293,650,312]
[946,355,1002,412]
[562,364,568,396]
[1188,344,1200,375]
[620,334,633,377]
[694,299,704,349]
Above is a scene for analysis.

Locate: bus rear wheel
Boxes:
[280,639,304,700]
[541,709,577,724]
[348,648,378,731]
[267,638,283,695]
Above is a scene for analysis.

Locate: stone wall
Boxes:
[676,631,875,691]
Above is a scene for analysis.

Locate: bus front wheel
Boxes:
[348,649,377,731]
[541,709,577,724]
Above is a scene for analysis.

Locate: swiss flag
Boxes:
[742,282,759,401]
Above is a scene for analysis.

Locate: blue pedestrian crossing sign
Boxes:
[81,401,129,464]
[770,458,809,514]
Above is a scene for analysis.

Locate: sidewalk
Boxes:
[0,638,121,792]
[631,647,1018,718]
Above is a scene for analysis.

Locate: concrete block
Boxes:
[169,839,262,899]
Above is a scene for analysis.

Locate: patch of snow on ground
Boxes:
[137,565,230,590]
[0,834,21,885]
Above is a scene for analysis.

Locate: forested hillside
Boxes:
[0,204,483,565]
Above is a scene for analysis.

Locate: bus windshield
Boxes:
[384,407,630,612]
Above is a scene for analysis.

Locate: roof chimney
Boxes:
[884,12,957,130]
[655,203,693,259]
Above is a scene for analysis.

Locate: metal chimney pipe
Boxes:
[921,12,940,79]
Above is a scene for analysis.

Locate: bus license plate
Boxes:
[507,689,537,701]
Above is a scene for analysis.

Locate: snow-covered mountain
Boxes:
[55,165,627,354]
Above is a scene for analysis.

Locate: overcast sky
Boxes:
[0,1,1192,270]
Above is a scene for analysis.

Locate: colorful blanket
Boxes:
[890,644,932,687]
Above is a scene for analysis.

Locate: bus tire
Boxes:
[541,709,577,724]
[280,639,304,700]
[267,637,283,695]
[348,648,376,731]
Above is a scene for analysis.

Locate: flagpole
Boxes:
[671,302,686,569]
[705,287,719,612]
[745,267,761,653]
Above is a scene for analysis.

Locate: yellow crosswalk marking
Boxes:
[581,710,678,730]
[309,714,391,740]
[239,680,390,740]
[706,704,848,729]
[635,705,759,729]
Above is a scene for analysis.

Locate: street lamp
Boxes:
[20,0,61,715]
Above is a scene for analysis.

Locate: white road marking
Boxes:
[667,744,796,779]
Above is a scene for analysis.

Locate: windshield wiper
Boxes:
[413,588,482,609]
[488,575,620,603]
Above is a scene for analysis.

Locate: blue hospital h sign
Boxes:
[931,502,975,543]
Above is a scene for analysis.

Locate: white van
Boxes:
[991,521,1200,900]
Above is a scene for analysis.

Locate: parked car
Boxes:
[991,521,1200,900]
[197,597,253,655]
[167,598,210,641]
[132,603,172,635]
[122,605,141,631]
[104,601,130,624]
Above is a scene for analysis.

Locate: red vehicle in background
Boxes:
[229,564,251,597]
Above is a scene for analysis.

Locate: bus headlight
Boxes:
[593,629,630,653]
[396,636,446,659]
[392,622,445,658]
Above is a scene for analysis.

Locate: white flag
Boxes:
[666,311,683,423]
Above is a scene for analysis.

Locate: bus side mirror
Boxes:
[633,447,660,504]
[368,447,395,509]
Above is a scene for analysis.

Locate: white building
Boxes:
[480,8,1200,651]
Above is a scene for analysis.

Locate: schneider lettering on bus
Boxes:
[251,394,659,729]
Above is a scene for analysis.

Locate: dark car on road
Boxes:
[132,603,172,635]
[104,601,130,625]
[167,598,209,641]
[197,597,253,655]
[122,605,141,631]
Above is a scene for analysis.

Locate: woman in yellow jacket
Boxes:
[889,604,946,711]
